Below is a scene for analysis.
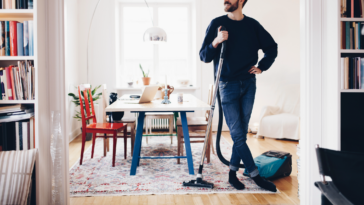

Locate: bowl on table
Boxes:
[127,82,133,87]
[177,79,189,87]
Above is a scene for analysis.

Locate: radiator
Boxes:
[147,119,175,130]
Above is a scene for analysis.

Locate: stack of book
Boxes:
[341,0,364,18]
[0,0,33,9]
[0,60,35,100]
[0,21,34,56]
[341,57,364,89]
[0,104,34,151]
[341,21,364,50]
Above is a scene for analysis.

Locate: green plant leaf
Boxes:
[139,64,146,77]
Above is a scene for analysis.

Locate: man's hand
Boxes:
[249,66,262,74]
[212,26,229,48]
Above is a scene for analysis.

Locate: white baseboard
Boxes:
[69,128,81,143]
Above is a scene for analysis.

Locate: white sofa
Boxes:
[257,85,300,140]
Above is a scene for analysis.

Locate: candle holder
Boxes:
[161,88,171,104]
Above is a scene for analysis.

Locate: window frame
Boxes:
[116,2,193,87]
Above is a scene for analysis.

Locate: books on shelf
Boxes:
[341,21,364,49]
[341,0,364,18]
[0,60,35,100]
[0,117,35,151]
[1,20,33,56]
[0,0,33,9]
[341,57,364,89]
[0,103,34,151]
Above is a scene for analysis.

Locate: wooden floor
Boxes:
[69,132,300,205]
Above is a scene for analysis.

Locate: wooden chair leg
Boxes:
[80,131,86,165]
[91,133,96,159]
[103,137,107,157]
[124,126,127,159]
[112,132,117,167]
[106,137,110,152]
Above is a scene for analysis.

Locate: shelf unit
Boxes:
[339,1,364,154]
[0,5,39,205]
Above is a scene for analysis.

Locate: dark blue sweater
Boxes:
[200,15,278,81]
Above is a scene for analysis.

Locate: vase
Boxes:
[161,85,174,99]
[142,77,151,85]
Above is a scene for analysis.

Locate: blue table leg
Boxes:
[130,112,145,175]
[180,111,195,175]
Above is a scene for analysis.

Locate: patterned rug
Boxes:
[69,135,278,196]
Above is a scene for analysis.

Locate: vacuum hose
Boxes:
[215,27,245,168]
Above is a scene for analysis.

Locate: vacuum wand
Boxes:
[182,26,228,189]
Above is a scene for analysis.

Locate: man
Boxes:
[200,0,278,192]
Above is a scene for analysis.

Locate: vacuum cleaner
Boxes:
[183,26,292,189]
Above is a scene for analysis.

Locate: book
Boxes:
[27,0,32,9]
[1,122,16,151]
[358,57,361,88]
[5,67,13,100]
[342,22,346,49]
[23,21,28,56]
[5,21,10,56]
[1,69,8,100]
[346,22,350,49]
[361,58,364,89]
[9,66,16,100]
[358,22,361,49]
[16,23,23,56]
[22,121,28,149]
[0,21,4,56]
[350,28,353,49]
[20,120,26,150]
[31,65,34,99]
[15,121,22,149]
[345,57,349,89]
[9,21,17,56]
[28,20,33,56]
[29,116,33,148]
[341,58,344,89]
[11,0,14,9]
[352,0,354,17]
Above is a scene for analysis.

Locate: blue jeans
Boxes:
[218,78,259,177]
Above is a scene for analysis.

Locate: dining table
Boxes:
[105,93,211,175]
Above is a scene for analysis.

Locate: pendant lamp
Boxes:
[143,0,167,43]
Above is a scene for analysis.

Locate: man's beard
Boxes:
[224,1,239,12]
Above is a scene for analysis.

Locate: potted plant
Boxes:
[68,85,102,141]
[139,64,150,85]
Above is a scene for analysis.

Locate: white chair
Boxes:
[257,85,300,140]
[99,85,136,156]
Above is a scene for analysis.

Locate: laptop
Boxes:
[122,85,159,104]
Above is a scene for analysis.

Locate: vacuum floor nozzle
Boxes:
[183,180,214,189]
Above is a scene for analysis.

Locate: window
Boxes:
[117,3,192,87]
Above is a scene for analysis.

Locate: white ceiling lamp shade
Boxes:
[143,0,167,44]
[143,26,167,43]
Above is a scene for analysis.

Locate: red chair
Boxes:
[78,84,127,167]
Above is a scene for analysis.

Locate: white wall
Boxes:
[75,0,299,132]
[65,0,83,142]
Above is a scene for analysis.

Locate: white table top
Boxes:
[105,94,211,112]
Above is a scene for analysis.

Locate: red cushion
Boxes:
[86,123,126,131]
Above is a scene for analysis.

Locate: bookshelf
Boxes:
[0,2,38,204]
[339,1,364,155]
